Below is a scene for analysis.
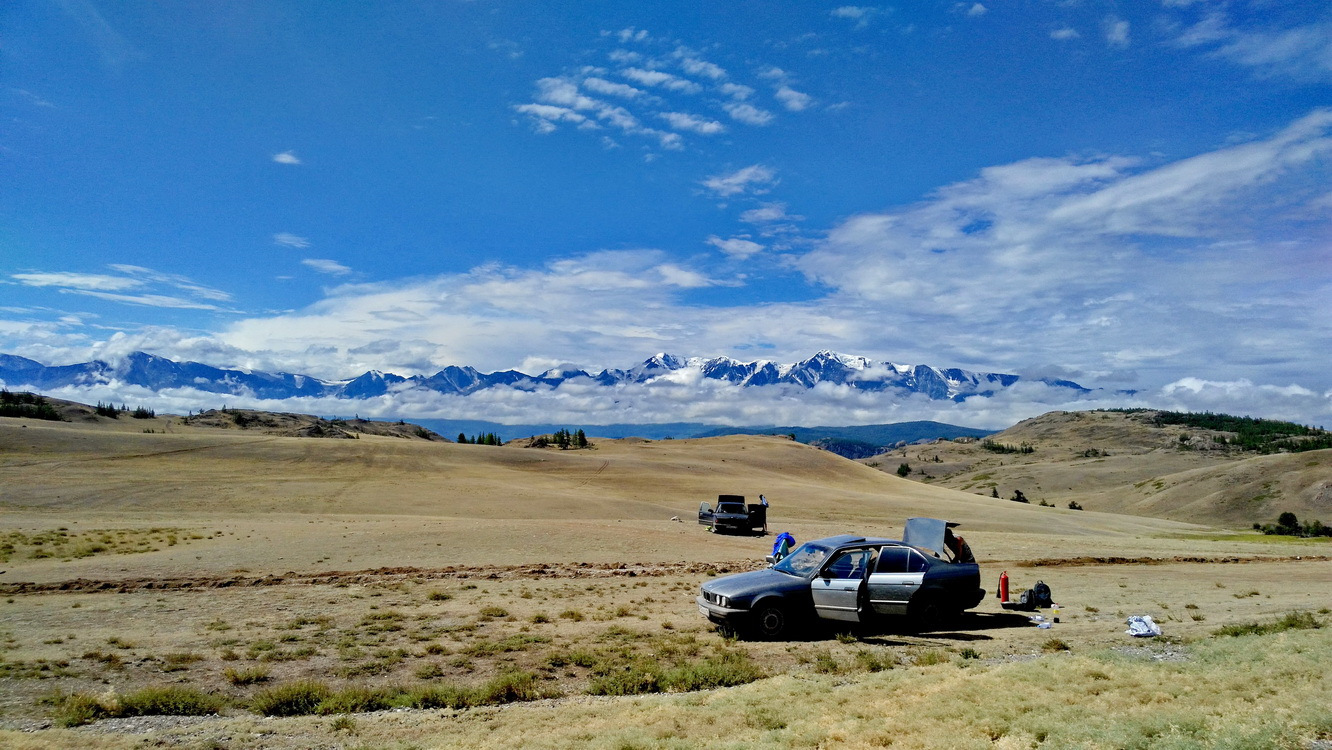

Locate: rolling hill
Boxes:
[869,409,1332,527]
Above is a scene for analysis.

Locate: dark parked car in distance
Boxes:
[696,518,984,638]
[698,494,767,534]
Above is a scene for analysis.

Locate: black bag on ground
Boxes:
[1016,588,1037,611]
[1033,581,1053,608]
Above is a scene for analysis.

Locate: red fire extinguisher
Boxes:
[998,570,1009,602]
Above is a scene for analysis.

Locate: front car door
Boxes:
[698,502,713,526]
[810,548,871,622]
[867,546,929,616]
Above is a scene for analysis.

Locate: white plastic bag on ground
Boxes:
[1125,615,1162,637]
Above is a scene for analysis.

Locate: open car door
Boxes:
[698,502,714,526]
[811,548,872,623]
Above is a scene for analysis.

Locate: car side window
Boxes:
[823,549,870,579]
[875,547,910,574]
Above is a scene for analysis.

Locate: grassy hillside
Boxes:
[867,409,1332,527]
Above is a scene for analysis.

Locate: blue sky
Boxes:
[3,1,1330,428]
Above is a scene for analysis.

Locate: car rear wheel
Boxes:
[908,596,948,632]
[752,603,789,640]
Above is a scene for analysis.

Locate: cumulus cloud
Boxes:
[701,165,777,197]
[659,112,725,134]
[796,109,1332,399]
[1050,27,1080,41]
[723,102,774,126]
[272,151,301,165]
[706,236,765,259]
[620,67,702,94]
[775,85,813,112]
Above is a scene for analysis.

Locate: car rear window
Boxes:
[717,503,747,513]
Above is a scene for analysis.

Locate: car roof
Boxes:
[810,534,902,548]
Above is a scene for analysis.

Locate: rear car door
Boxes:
[810,548,871,622]
[867,546,927,616]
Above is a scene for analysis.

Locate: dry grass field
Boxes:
[0,408,1329,748]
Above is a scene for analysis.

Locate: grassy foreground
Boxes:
[5,623,1328,749]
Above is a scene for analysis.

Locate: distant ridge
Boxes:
[0,350,1087,403]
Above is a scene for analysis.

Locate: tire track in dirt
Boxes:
[0,559,770,595]
[3,554,1326,595]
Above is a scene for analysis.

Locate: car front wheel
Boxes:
[752,603,789,640]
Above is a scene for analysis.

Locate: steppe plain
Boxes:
[0,405,1328,749]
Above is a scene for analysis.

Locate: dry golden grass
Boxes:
[1,412,1329,747]
[872,410,1332,527]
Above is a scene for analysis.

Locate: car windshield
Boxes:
[772,543,830,577]
[716,503,746,513]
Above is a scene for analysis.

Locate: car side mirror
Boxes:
[764,555,775,565]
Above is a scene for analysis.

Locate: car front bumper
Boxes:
[696,595,749,625]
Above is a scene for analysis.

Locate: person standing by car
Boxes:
[771,531,795,562]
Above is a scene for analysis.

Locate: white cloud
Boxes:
[775,85,813,112]
[701,165,777,197]
[273,233,310,249]
[619,67,702,94]
[794,109,1332,396]
[1104,16,1130,48]
[659,112,725,135]
[582,77,644,99]
[13,272,142,292]
[967,4,987,18]
[302,258,353,275]
[1175,14,1332,82]
[740,202,803,224]
[720,83,754,100]
[675,48,727,80]
[723,102,774,126]
[706,236,765,259]
[615,27,649,44]
[1050,27,1080,41]
[757,66,787,81]
[272,151,301,165]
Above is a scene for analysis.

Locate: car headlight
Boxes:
[716,595,730,609]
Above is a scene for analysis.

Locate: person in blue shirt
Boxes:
[771,531,795,561]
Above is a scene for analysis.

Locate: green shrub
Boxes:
[1214,611,1323,638]
[316,685,399,714]
[588,665,660,696]
[473,670,543,705]
[404,683,472,709]
[118,686,222,716]
[223,665,270,685]
[250,680,332,716]
[49,692,113,727]
[661,650,764,690]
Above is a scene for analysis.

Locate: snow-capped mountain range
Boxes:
[0,350,1087,402]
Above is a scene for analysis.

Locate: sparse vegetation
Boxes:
[0,390,62,421]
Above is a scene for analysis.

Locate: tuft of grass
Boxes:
[223,665,270,686]
[478,605,509,618]
[118,686,222,716]
[1213,611,1323,638]
[316,685,399,714]
[1042,638,1071,652]
[912,649,950,666]
[250,680,332,716]
[427,590,453,601]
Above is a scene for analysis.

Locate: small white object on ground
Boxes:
[1125,615,1162,637]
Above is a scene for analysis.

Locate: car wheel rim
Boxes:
[758,608,784,636]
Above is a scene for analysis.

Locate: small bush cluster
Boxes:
[1213,611,1323,638]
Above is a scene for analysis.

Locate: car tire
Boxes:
[909,596,946,632]
[751,603,789,640]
